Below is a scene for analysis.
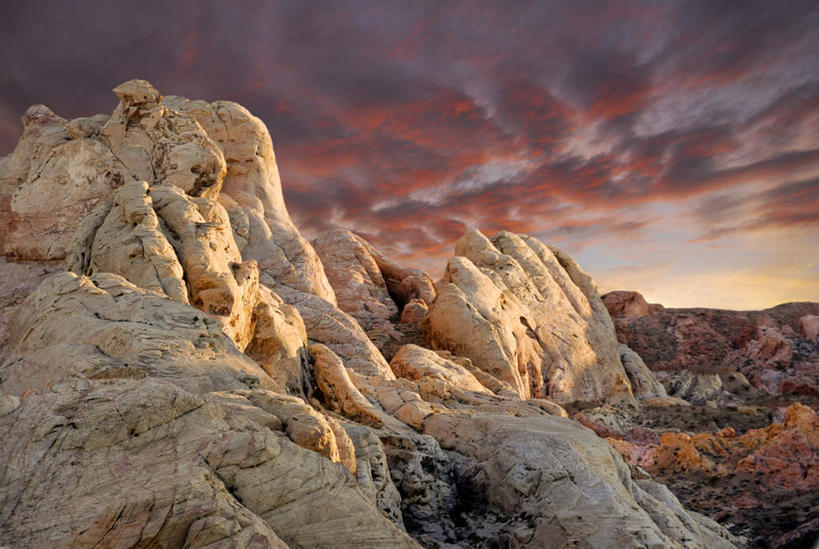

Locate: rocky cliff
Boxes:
[0,79,802,548]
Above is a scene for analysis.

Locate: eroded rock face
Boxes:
[0,378,418,548]
[311,229,436,362]
[0,271,276,395]
[423,229,643,405]
[605,291,819,396]
[163,94,335,302]
[102,79,226,199]
[0,106,128,260]
[313,230,402,352]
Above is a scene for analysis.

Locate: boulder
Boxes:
[603,290,663,318]
[390,344,492,395]
[618,344,667,399]
[312,229,404,351]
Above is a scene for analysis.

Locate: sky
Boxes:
[1,1,818,310]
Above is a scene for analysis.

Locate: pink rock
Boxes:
[798,314,819,340]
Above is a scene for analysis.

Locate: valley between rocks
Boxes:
[0,80,816,549]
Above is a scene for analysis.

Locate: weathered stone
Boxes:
[0,271,275,395]
[0,378,419,548]
[286,289,394,377]
[101,79,227,199]
[311,343,386,426]
[618,344,667,399]
[312,229,403,351]
[400,299,428,323]
[423,229,642,405]
[163,95,336,302]
[390,344,492,395]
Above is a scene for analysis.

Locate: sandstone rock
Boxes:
[390,344,492,395]
[0,378,419,548]
[312,229,404,351]
[0,104,129,260]
[245,285,309,394]
[0,271,276,396]
[233,389,356,474]
[400,299,428,323]
[718,370,755,396]
[420,411,736,548]
[66,180,311,391]
[65,113,109,139]
[101,79,226,199]
[799,314,819,339]
[163,95,335,302]
[4,137,129,259]
[603,290,663,317]
[423,229,640,405]
[0,81,759,549]
[369,243,435,309]
[0,105,71,251]
[75,180,188,302]
[343,422,405,526]
[0,257,62,365]
[311,343,386,426]
[286,289,394,377]
[618,344,667,399]
[611,403,819,546]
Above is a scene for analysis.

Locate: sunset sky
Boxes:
[2,1,818,309]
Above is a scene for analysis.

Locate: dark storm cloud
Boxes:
[1,0,818,282]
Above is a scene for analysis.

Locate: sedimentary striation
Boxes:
[0,80,813,548]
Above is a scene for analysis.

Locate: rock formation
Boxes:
[312,229,435,357]
[422,229,649,405]
[4,79,813,548]
[604,290,819,397]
